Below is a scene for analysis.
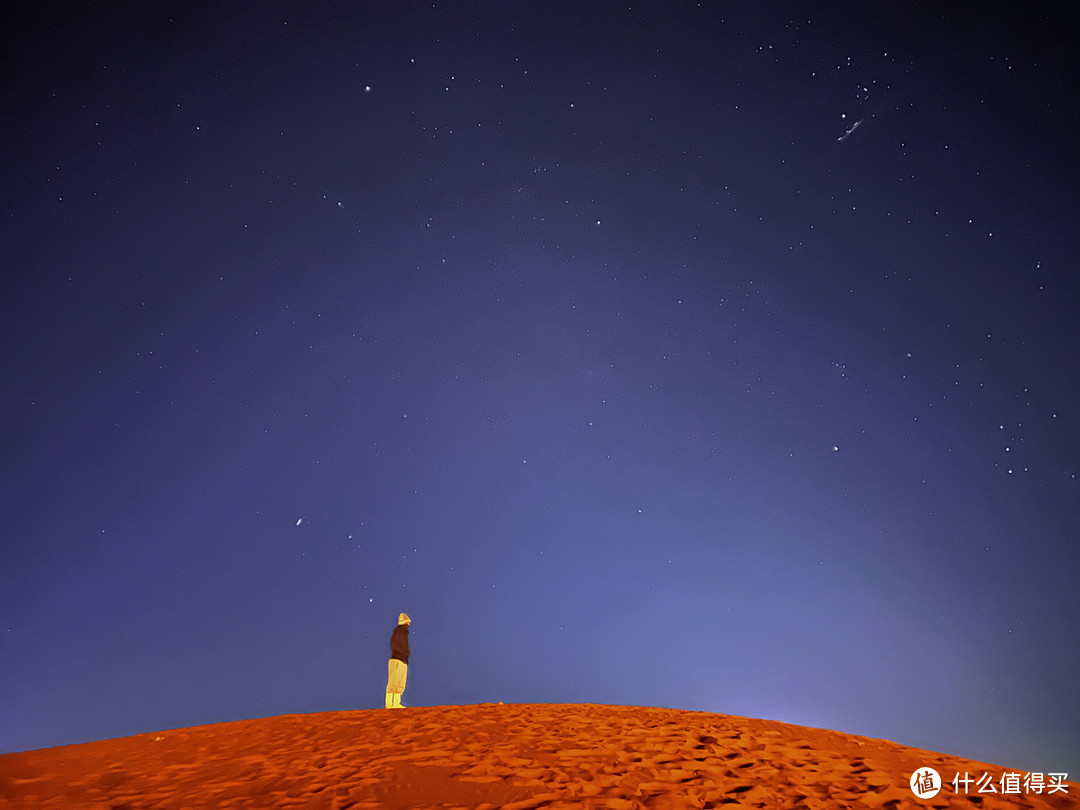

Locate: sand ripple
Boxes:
[1,704,1075,809]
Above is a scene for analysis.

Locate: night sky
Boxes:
[3,2,1078,776]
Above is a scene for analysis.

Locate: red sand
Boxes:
[0,704,1075,808]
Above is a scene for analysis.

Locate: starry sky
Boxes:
[2,1,1078,776]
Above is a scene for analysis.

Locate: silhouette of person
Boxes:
[385,612,410,708]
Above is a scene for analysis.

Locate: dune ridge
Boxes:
[1,703,1075,808]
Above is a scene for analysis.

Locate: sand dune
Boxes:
[0,704,1075,808]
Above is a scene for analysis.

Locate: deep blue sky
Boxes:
[2,1,1077,775]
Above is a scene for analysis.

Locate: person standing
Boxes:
[385,612,410,708]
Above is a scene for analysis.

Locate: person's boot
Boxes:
[385,692,394,709]
[392,693,405,708]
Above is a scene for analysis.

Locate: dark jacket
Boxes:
[390,624,410,665]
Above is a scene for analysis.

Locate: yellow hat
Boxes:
[398,612,411,625]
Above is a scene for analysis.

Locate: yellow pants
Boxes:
[385,659,407,707]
